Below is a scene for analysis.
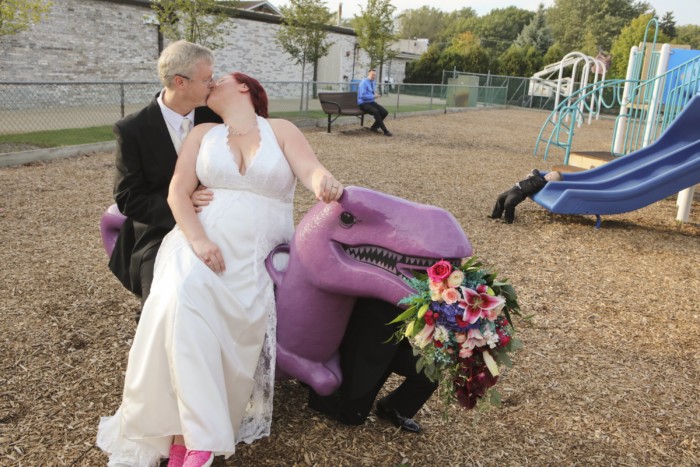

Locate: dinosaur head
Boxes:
[292,186,473,306]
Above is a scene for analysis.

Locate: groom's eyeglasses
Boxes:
[176,74,215,86]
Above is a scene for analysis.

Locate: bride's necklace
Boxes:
[226,119,258,137]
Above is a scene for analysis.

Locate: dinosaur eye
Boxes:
[339,211,356,228]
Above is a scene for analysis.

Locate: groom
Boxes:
[109,40,221,320]
[308,298,437,433]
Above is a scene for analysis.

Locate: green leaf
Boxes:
[489,389,502,406]
[411,319,425,337]
[495,350,513,368]
[413,271,429,281]
[508,337,524,351]
[387,305,418,324]
[425,363,437,380]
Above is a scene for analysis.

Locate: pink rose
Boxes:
[427,260,452,282]
[442,287,460,304]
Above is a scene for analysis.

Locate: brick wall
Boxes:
[0,0,159,81]
[0,0,369,84]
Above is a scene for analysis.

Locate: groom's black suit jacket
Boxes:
[108,96,221,298]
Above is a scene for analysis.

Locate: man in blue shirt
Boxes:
[357,69,392,136]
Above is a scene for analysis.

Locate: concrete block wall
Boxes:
[0,0,368,83]
[0,0,159,82]
[0,0,377,110]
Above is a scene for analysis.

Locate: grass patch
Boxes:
[0,105,444,149]
[0,125,114,148]
[269,110,327,119]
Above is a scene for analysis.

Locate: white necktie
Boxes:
[181,118,192,142]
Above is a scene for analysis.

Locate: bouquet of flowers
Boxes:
[392,257,523,409]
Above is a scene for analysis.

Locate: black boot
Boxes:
[375,398,421,433]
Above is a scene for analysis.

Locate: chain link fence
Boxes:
[443,71,626,115]
[0,80,508,153]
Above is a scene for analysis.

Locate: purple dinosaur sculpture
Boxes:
[99,186,473,396]
[99,204,126,256]
[264,186,472,395]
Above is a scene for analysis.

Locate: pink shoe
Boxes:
[167,444,186,467]
[183,450,214,467]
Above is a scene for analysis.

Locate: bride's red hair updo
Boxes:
[232,72,269,118]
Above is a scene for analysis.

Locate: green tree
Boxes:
[590,0,651,51]
[440,32,491,75]
[659,11,677,39]
[609,13,670,78]
[523,45,544,76]
[404,31,491,83]
[580,30,599,56]
[404,43,443,83]
[397,6,445,43]
[151,0,235,50]
[515,3,553,55]
[499,45,542,77]
[276,0,334,86]
[474,6,534,55]
[0,0,52,37]
[675,25,700,49]
[543,42,565,65]
[547,0,650,52]
[437,7,478,44]
[353,0,397,82]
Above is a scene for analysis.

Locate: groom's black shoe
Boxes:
[375,399,421,433]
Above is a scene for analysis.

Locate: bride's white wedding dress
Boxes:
[97,117,296,466]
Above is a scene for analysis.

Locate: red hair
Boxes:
[232,72,269,118]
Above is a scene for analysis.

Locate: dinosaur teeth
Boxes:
[342,244,399,275]
[342,244,455,278]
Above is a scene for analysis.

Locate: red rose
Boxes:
[427,260,453,283]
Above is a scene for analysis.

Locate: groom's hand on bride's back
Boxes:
[191,184,214,212]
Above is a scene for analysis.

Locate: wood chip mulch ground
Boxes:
[1,108,699,466]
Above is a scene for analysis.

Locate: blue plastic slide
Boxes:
[533,94,700,227]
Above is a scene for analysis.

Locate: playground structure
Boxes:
[534,18,700,224]
[528,51,608,124]
[533,94,700,228]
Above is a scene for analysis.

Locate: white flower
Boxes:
[433,325,449,343]
[483,328,499,348]
[413,323,435,348]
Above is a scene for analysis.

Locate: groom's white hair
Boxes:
[157,40,213,88]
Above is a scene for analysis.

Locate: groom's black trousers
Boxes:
[308,298,437,424]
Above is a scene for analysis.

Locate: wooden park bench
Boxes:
[318,91,365,133]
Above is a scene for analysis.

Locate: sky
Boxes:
[274,0,700,26]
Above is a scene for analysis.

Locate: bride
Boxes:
[97,72,344,467]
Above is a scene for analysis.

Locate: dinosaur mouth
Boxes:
[341,244,459,279]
